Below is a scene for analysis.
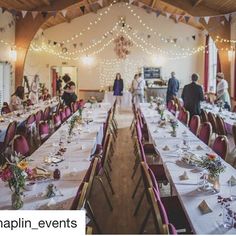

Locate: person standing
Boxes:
[181,73,204,118]
[10,86,25,111]
[166,72,179,104]
[61,74,77,107]
[113,73,124,107]
[216,72,231,110]
[56,76,63,96]
[131,73,145,105]
[29,74,40,104]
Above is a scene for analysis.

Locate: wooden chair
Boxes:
[189,115,200,135]
[207,112,217,136]
[215,115,227,136]
[200,109,208,123]
[198,122,212,146]
[212,135,228,160]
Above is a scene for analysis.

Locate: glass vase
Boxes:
[208,175,220,193]
[11,192,23,210]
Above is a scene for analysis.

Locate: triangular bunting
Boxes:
[31,11,38,19]
[61,9,67,17]
[21,11,27,18]
[204,16,210,24]
[80,6,85,14]
[225,14,230,22]
[166,12,171,19]
[184,16,190,23]
[173,38,177,43]
[156,10,161,17]
[192,35,196,40]
[129,0,135,4]
[97,0,103,7]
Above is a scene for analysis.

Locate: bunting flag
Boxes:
[192,35,196,40]
[204,16,210,24]
[31,11,38,19]
[166,12,171,19]
[156,10,161,17]
[97,0,103,7]
[225,14,230,22]
[129,0,135,4]
[173,38,177,43]
[184,16,190,23]
[61,9,67,17]
[80,6,85,14]
[138,2,145,7]
[21,11,27,18]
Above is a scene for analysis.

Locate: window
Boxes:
[208,37,217,92]
[0,62,11,107]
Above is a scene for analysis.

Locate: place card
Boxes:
[228,176,236,186]
[198,200,212,215]
[163,145,170,151]
[179,171,189,181]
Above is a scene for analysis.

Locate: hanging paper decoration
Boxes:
[114,35,133,59]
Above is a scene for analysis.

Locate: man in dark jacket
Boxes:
[166,71,179,104]
[181,73,204,118]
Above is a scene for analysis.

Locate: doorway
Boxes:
[50,66,79,97]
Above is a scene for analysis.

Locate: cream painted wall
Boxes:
[25,3,204,93]
[0,10,15,92]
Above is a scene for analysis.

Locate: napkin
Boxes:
[47,198,56,207]
[227,176,236,186]
[179,171,189,181]
[198,200,212,214]
[163,145,170,151]
[196,145,203,150]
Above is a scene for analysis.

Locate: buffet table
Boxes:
[0,103,110,210]
[103,91,132,110]
[140,103,236,234]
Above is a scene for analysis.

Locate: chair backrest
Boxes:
[3,121,17,148]
[147,187,168,234]
[181,110,190,127]
[38,121,50,142]
[201,109,208,123]
[53,113,61,129]
[26,114,35,126]
[1,104,11,115]
[167,100,173,111]
[198,122,212,145]
[138,139,147,163]
[43,107,51,121]
[13,135,30,157]
[233,124,236,146]
[233,105,236,113]
[215,115,227,136]
[70,182,89,210]
[207,112,217,133]
[212,135,228,160]
[35,110,43,124]
[60,108,67,123]
[189,115,200,135]
[65,106,71,118]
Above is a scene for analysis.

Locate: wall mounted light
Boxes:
[9,48,17,62]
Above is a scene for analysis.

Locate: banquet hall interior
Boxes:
[1,0,236,235]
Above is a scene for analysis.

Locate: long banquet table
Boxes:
[140,103,236,234]
[0,99,59,142]
[0,103,111,210]
[201,101,236,133]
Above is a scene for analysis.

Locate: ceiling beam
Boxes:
[192,0,203,8]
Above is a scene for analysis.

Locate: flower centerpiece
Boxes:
[155,97,164,109]
[198,153,226,192]
[0,154,33,209]
[170,118,178,137]
[77,99,85,117]
[68,115,80,138]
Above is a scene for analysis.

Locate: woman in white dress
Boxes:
[11,86,25,111]
[131,73,145,105]
[216,72,231,110]
[29,74,40,104]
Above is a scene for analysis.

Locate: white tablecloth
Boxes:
[0,100,58,142]
[140,103,236,234]
[103,91,132,109]
[0,103,110,210]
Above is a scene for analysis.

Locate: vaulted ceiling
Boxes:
[0,0,235,30]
